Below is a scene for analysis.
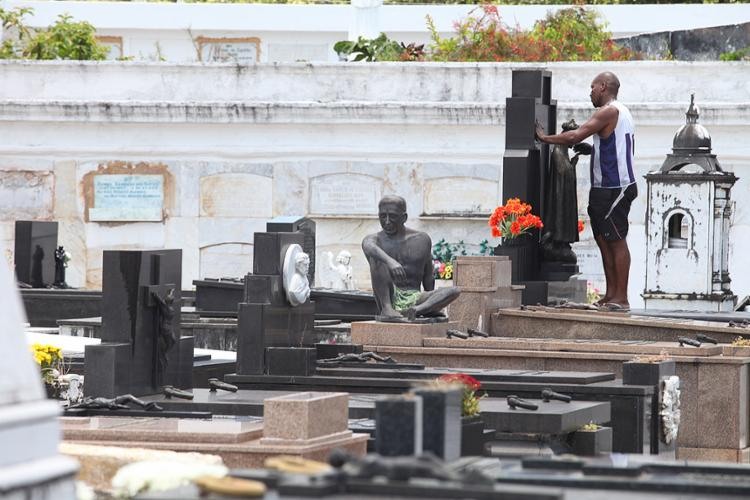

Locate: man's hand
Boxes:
[387,261,407,285]
[573,142,592,155]
[534,121,546,143]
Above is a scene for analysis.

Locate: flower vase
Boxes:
[493,235,538,282]
[461,415,486,456]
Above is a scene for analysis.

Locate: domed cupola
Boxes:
[658,94,721,173]
[644,93,737,312]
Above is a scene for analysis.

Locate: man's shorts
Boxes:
[588,184,637,241]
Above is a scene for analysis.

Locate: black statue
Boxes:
[541,388,572,403]
[329,450,493,485]
[151,287,177,376]
[362,195,460,321]
[317,351,396,365]
[31,244,45,288]
[208,378,238,393]
[541,118,581,263]
[71,394,163,412]
[53,245,68,288]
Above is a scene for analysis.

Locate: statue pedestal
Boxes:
[351,320,458,347]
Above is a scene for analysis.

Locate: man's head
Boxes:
[378,195,408,236]
[295,252,310,275]
[590,72,620,108]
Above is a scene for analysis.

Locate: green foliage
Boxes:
[0,8,109,60]
[334,33,413,61]
[431,238,467,265]
[720,46,750,61]
[428,5,635,62]
[0,7,33,58]
[24,14,109,60]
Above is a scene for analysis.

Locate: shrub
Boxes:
[0,8,109,61]
[428,5,636,62]
[24,14,109,60]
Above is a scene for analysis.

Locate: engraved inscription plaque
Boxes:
[90,174,164,222]
[309,174,382,216]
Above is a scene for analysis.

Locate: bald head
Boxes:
[590,72,621,107]
[594,72,620,96]
[379,195,407,213]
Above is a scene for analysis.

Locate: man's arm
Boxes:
[535,106,618,146]
[362,234,407,283]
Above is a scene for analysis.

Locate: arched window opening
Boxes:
[667,213,689,248]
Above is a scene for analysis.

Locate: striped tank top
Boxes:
[590,100,636,188]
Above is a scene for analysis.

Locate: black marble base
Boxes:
[265,347,316,376]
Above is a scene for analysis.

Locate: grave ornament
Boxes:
[507,395,539,411]
[208,378,238,393]
[542,388,572,403]
[329,449,493,485]
[317,351,396,365]
[71,394,163,411]
[53,245,70,288]
[362,195,460,321]
[283,244,311,307]
[541,118,581,263]
[321,250,355,290]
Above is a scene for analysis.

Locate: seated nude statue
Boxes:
[362,195,460,320]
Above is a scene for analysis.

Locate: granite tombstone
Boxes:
[84,249,193,397]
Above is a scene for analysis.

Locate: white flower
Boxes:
[111,460,228,498]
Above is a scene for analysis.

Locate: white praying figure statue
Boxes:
[322,250,355,290]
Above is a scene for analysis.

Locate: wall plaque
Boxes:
[197,36,261,64]
[309,173,382,216]
[423,177,497,215]
[90,174,164,222]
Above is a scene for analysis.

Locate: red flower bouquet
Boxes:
[488,198,543,240]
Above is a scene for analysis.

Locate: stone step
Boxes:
[423,337,723,357]
[491,307,748,344]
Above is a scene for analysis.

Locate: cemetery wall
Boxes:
[2,0,750,62]
[0,60,748,309]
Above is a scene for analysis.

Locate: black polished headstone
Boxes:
[85,249,190,397]
[266,347,316,376]
[375,395,423,456]
[253,231,304,276]
[412,387,462,461]
[14,220,58,288]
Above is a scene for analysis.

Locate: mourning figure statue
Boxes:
[71,394,163,412]
[53,245,69,288]
[362,195,460,321]
[541,118,581,263]
[151,287,177,376]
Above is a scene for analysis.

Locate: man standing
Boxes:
[535,72,636,311]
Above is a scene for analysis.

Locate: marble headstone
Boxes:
[0,256,77,497]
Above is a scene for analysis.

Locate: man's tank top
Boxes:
[590,100,636,189]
